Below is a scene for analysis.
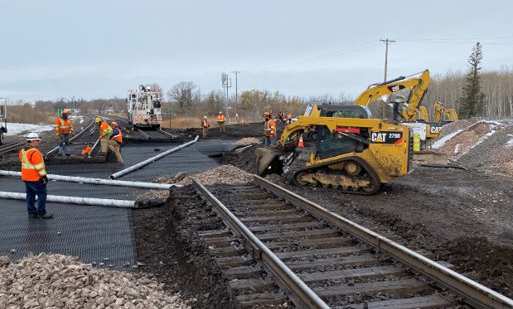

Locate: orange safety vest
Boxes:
[201,119,209,128]
[99,121,113,138]
[19,148,47,182]
[217,114,225,122]
[81,145,92,156]
[266,119,276,137]
[110,128,123,144]
[55,117,73,135]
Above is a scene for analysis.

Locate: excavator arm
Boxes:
[433,100,444,123]
[354,70,430,121]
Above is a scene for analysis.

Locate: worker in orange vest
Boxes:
[201,115,210,138]
[108,122,124,163]
[54,108,73,157]
[95,116,113,159]
[264,112,276,145]
[19,133,53,219]
[81,145,93,157]
[217,111,225,133]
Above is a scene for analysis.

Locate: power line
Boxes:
[380,38,396,82]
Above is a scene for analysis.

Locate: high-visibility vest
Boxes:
[266,119,276,137]
[110,128,123,144]
[81,146,92,156]
[201,119,209,128]
[55,117,73,135]
[217,114,225,122]
[99,121,113,138]
[19,148,47,182]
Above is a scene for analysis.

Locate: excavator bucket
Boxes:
[255,147,282,176]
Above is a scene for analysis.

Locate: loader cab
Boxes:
[318,105,371,119]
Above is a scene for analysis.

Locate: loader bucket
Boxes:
[255,147,282,176]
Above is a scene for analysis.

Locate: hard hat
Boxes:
[25,132,41,142]
[62,108,71,114]
[390,95,406,104]
[111,121,118,127]
[219,111,222,114]
[95,116,102,123]
[203,115,207,119]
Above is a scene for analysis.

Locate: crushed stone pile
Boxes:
[178,164,253,186]
[234,137,261,145]
[436,121,502,159]
[0,254,190,309]
[437,119,476,138]
[137,165,253,202]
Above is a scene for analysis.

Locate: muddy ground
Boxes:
[163,122,264,140]
[220,142,513,298]
[131,196,231,309]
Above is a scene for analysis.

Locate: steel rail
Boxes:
[0,141,24,155]
[46,118,96,158]
[0,170,180,190]
[158,129,176,139]
[253,175,513,309]
[192,178,329,309]
[110,135,199,179]
[0,191,135,208]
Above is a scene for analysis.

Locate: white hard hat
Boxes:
[25,132,41,141]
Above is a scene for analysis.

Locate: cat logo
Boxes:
[430,126,442,134]
[371,131,403,144]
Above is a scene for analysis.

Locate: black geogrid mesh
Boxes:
[0,140,229,267]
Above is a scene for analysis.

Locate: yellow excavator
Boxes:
[352,69,443,150]
[255,104,412,195]
[433,100,458,123]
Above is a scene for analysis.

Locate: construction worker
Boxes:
[201,115,210,138]
[54,108,73,156]
[81,145,92,158]
[95,116,113,159]
[19,133,52,219]
[108,122,124,164]
[264,113,276,145]
[217,111,225,133]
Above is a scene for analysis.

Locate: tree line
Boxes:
[425,42,513,119]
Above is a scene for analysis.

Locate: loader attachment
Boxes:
[255,147,283,176]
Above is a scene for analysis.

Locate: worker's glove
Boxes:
[41,176,49,185]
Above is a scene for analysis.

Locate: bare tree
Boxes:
[167,81,197,112]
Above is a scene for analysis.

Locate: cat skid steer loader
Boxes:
[256,104,412,195]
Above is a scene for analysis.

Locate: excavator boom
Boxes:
[354,70,430,121]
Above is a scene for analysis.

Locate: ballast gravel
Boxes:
[0,253,190,309]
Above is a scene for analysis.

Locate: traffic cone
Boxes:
[298,134,304,148]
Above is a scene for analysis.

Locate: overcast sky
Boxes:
[1,0,512,101]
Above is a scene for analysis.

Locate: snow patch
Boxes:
[470,123,499,149]
[433,129,463,149]
[5,123,54,136]
[506,134,513,148]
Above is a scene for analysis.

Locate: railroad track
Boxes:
[45,117,97,158]
[0,141,25,156]
[176,176,513,308]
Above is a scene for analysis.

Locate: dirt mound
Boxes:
[436,121,500,158]
[163,122,263,140]
[0,253,190,308]
[220,144,258,173]
[440,237,513,297]
[234,137,261,145]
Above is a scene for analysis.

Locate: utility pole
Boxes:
[380,38,396,82]
[232,71,240,105]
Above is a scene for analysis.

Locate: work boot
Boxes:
[39,213,54,219]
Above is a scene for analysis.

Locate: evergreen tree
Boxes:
[458,42,485,118]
